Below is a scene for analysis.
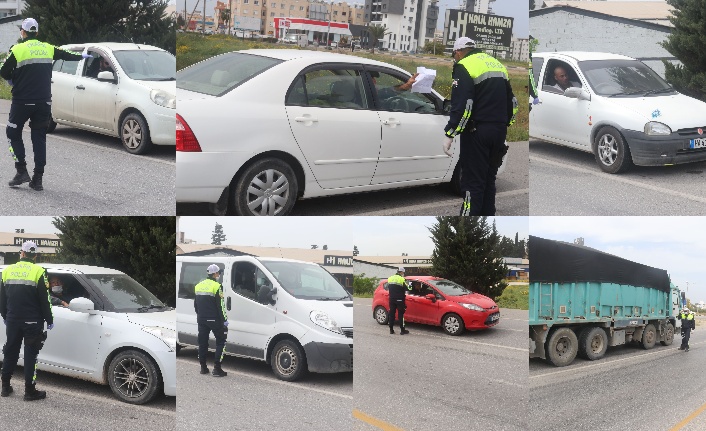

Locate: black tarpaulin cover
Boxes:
[530,235,670,293]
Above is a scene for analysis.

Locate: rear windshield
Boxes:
[177,52,282,97]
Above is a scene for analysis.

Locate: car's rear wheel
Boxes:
[232,158,298,216]
[593,126,632,174]
[107,350,161,404]
[442,313,465,336]
[270,339,307,381]
[374,306,389,325]
[121,112,153,155]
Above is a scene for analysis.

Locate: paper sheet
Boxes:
[411,67,436,93]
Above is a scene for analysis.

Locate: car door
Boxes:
[406,281,439,324]
[531,59,592,148]
[367,67,454,184]
[51,57,81,123]
[285,64,382,189]
[71,48,119,131]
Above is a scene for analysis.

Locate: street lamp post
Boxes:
[325,0,333,47]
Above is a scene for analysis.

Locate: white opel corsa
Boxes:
[530,52,706,173]
[0,264,176,404]
[176,49,507,215]
[50,43,176,154]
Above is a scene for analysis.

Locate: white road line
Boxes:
[495,328,525,333]
[488,378,527,389]
[531,155,706,204]
[0,121,175,166]
[176,358,352,399]
[354,188,529,216]
[530,340,706,379]
[410,331,526,352]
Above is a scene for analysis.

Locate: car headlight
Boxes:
[310,310,343,335]
[142,326,177,351]
[150,89,176,109]
[461,303,485,312]
[644,121,671,136]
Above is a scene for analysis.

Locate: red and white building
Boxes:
[274,17,352,44]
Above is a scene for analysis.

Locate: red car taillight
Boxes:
[176,113,201,152]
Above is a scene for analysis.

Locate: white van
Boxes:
[0,264,176,405]
[176,256,353,381]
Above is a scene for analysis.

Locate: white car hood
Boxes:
[604,93,706,130]
[137,80,176,93]
[307,300,353,328]
[125,309,176,329]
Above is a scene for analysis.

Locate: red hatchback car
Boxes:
[372,276,500,335]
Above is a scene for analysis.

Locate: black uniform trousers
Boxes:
[1,321,43,386]
[681,325,692,349]
[7,101,52,172]
[459,122,507,216]
[197,319,228,364]
[389,298,406,330]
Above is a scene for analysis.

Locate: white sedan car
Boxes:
[176,49,507,215]
[0,264,176,405]
[50,43,176,154]
[530,52,706,173]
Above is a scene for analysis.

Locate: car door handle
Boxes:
[383,119,401,126]
[295,116,318,123]
[76,85,85,90]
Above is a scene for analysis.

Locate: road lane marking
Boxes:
[530,340,706,379]
[670,401,706,431]
[176,358,352,399]
[421,332,526,352]
[353,409,405,431]
[354,188,529,216]
[488,378,527,389]
[531,155,706,204]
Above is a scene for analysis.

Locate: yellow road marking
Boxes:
[670,401,706,431]
[353,409,405,431]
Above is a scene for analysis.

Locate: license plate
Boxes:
[690,138,706,149]
[491,314,500,321]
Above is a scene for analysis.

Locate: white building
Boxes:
[511,36,529,62]
[364,0,438,52]
[0,0,23,17]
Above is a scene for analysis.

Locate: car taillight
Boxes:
[176,113,201,152]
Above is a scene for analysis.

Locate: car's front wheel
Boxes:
[107,350,161,404]
[232,158,298,216]
[121,112,153,155]
[270,339,307,381]
[442,313,465,336]
[593,126,632,174]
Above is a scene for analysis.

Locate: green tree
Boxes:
[220,8,231,33]
[24,0,176,54]
[661,0,706,101]
[428,216,507,299]
[176,13,185,28]
[52,217,176,305]
[211,222,226,245]
[367,24,390,54]
[353,274,379,297]
[421,40,445,55]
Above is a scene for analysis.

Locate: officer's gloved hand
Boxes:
[47,323,54,330]
[532,97,541,105]
[81,53,93,59]
[442,137,453,156]
[223,321,229,327]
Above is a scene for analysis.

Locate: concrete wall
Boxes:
[353,261,396,282]
[0,17,21,54]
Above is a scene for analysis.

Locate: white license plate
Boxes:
[690,138,706,149]
[491,314,500,321]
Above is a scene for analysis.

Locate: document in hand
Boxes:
[411,67,436,93]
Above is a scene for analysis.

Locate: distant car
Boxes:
[50,42,176,154]
[330,41,338,48]
[279,34,302,44]
[531,51,706,173]
[176,49,508,215]
[371,276,500,335]
[0,264,176,404]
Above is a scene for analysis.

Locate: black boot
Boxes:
[8,164,30,187]
[28,172,43,191]
[400,328,409,335]
[212,363,227,377]
[200,362,209,375]
[23,383,46,401]
[1,376,12,397]
[389,327,395,334]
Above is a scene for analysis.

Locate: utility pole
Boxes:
[228,0,233,36]
[325,0,333,47]
[203,0,207,34]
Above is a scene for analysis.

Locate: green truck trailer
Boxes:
[529,236,682,366]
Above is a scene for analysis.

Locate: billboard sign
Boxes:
[443,10,513,52]
[232,16,261,31]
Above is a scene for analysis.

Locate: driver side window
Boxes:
[542,60,582,95]
[371,70,439,114]
[82,50,114,79]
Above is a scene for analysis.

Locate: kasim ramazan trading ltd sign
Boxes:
[443,10,514,52]
[13,237,61,248]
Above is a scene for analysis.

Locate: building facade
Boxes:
[363,0,439,52]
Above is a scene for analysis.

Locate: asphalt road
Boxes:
[0,363,175,431]
[177,141,528,216]
[353,297,528,431]
[529,140,706,215]
[0,100,175,215]
[176,346,352,430]
[530,321,706,430]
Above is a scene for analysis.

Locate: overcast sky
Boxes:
[179,216,528,256]
[531,217,706,304]
[0,217,58,235]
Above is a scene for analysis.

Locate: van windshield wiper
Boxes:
[608,90,645,97]
[643,87,674,96]
[137,304,166,312]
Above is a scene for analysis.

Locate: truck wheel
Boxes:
[374,306,389,325]
[546,327,578,367]
[270,339,307,382]
[660,323,674,346]
[578,327,608,361]
[641,324,657,349]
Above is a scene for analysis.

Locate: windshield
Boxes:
[177,52,282,96]
[427,279,472,296]
[260,261,351,300]
[112,49,175,81]
[579,59,674,97]
[85,274,168,312]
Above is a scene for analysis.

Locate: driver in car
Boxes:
[552,66,581,92]
[371,71,419,104]
[48,276,71,307]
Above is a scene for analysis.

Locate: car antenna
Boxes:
[111,24,134,44]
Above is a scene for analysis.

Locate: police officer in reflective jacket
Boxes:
[194,264,228,377]
[0,18,86,191]
[0,241,53,401]
[678,307,696,352]
[387,267,412,335]
[443,37,518,216]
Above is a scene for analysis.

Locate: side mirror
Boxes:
[97,71,116,82]
[425,294,436,303]
[564,87,590,101]
[68,297,97,314]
